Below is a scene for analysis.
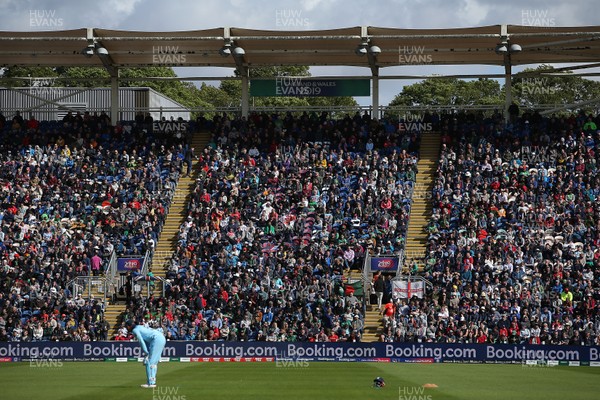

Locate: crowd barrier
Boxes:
[2,342,600,366]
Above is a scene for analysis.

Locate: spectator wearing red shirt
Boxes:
[476,329,488,343]
[27,114,39,131]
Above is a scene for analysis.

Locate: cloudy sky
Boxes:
[1,0,597,106]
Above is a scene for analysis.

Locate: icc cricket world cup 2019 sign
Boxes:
[370,257,399,272]
[117,258,143,272]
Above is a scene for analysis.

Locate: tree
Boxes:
[513,65,600,112]
[462,79,504,106]
[0,65,360,115]
[249,66,310,79]
[55,66,110,87]
[119,67,213,112]
[1,66,58,87]
[388,77,503,108]
[1,66,212,117]
[387,69,600,116]
[218,80,242,106]
[197,83,236,109]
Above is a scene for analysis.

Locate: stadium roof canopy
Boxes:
[0,25,599,69]
[1,25,599,119]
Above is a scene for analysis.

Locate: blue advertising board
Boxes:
[370,257,400,272]
[1,341,599,365]
[117,258,144,272]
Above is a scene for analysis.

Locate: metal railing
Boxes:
[65,251,118,305]
[134,273,166,298]
[391,273,434,300]
[106,250,117,277]
[110,250,151,301]
[66,279,83,299]
[102,250,118,303]
[2,104,596,130]
[0,103,564,119]
[68,276,112,304]
[140,249,151,275]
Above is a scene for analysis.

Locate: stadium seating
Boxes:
[0,113,190,341]
[125,111,419,342]
[3,106,600,346]
[382,110,600,345]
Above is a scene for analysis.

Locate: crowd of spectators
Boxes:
[124,111,420,342]
[0,110,189,341]
[6,105,600,347]
[381,109,600,345]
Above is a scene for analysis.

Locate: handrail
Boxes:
[140,249,151,275]
[66,278,83,298]
[134,273,166,298]
[69,276,111,305]
[106,249,117,281]
[1,104,579,116]
[106,249,117,277]
[104,250,118,303]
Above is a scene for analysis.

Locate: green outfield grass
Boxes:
[1,361,599,400]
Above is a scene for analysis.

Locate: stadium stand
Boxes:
[122,111,419,342]
[382,110,600,345]
[0,111,193,341]
[3,106,600,347]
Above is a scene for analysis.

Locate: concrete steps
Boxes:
[104,304,124,338]
[361,133,441,341]
[361,305,382,342]
[150,132,210,284]
[404,133,441,271]
[340,271,383,342]
[108,132,211,338]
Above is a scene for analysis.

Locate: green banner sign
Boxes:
[250,78,370,97]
